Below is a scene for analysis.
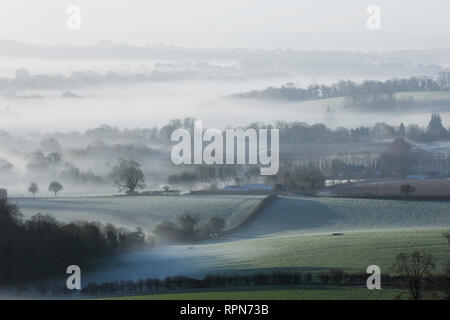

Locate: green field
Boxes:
[83,227,450,289]
[198,228,450,274]
[106,287,401,300]
[13,196,450,276]
[12,194,450,300]
[98,227,448,300]
[13,195,450,276]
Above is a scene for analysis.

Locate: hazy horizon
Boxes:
[1,1,450,50]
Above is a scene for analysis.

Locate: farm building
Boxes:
[412,147,450,177]
[381,138,450,177]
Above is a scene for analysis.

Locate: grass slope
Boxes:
[232,196,450,237]
[13,195,449,284]
[198,228,450,274]
[12,195,264,233]
[12,195,450,237]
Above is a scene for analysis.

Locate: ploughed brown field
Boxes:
[331,179,450,197]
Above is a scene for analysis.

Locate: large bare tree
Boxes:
[112,160,145,194]
[394,250,435,300]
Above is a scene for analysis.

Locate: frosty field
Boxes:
[232,196,450,238]
[195,228,450,274]
[82,227,449,284]
[10,195,450,285]
[12,195,450,237]
[11,195,265,233]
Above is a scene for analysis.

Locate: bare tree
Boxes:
[394,251,435,300]
[112,160,145,194]
[48,181,63,198]
[28,182,39,197]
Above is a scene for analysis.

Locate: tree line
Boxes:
[0,195,227,287]
[153,214,226,244]
[234,73,450,102]
[0,199,147,285]
[18,264,449,299]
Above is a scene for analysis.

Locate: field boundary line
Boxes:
[221,194,278,236]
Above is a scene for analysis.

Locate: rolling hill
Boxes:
[11,195,265,233]
[231,196,450,238]
[12,195,450,237]
[11,194,450,285]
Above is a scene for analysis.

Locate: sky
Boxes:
[0,0,449,49]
